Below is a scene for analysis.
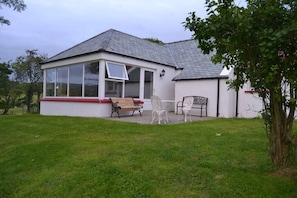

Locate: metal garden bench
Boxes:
[176,96,208,117]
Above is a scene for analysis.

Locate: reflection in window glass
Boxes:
[125,66,140,98]
[46,68,56,96]
[144,71,153,99]
[69,64,83,96]
[106,62,128,80]
[56,67,68,96]
[105,80,122,97]
[84,62,99,97]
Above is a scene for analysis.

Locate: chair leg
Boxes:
[164,111,169,123]
[158,114,161,124]
[184,110,188,122]
[183,110,191,122]
[151,111,155,124]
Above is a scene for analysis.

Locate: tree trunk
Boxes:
[269,93,293,165]
[37,91,41,113]
[26,86,34,113]
[2,108,9,115]
[295,138,297,164]
[2,95,11,115]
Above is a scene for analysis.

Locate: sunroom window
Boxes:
[106,62,128,80]
[56,67,68,96]
[46,68,56,96]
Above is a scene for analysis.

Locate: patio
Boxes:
[103,110,214,124]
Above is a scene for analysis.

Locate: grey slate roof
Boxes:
[44,29,177,67]
[43,29,223,80]
[166,40,223,80]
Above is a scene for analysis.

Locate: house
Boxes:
[40,29,263,118]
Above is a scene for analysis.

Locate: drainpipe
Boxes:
[235,90,239,117]
[216,78,220,117]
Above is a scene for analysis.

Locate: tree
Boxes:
[0,0,27,25]
[0,61,22,114]
[12,50,47,113]
[184,0,297,166]
[144,37,164,44]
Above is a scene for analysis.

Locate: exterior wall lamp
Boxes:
[160,69,166,77]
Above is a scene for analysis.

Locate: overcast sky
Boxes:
[1,0,208,62]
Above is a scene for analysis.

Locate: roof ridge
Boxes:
[166,46,178,68]
[101,29,115,50]
[166,39,194,45]
[46,29,114,60]
[105,29,169,49]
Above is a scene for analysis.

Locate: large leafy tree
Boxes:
[0,62,22,114]
[184,0,297,166]
[0,0,26,25]
[12,50,47,113]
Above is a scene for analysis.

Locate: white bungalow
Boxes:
[40,29,263,118]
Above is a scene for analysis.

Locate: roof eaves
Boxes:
[41,49,177,68]
[42,29,115,64]
[173,76,228,81]
[41,50,105,65]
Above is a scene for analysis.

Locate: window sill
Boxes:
[40,98,110,103]
[40,98,144,104]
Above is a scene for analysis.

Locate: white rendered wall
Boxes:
[175,78,263,118]
[40,101,142,118]
[175,79,219,117]
[220,68,263,118]
[218,78,236,118]
[40,101,111,117]
[237,85,263,118]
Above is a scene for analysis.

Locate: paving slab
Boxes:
[103,110,215,124]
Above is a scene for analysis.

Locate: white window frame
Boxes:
[106,61,129,80]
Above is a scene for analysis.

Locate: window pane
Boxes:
[84,62,99,97]
[46,68,56,96]
[105,81,122,97]
[106,62,128,80]
[69,64,83,96]
[144,71,153,99]
[56,67,68,96]
[125,66,140,98]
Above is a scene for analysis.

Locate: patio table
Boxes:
[161,100,175,122]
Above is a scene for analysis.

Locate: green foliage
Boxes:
[144,37,164,44]
[0,62,22,114]
[184,0,297,165]
[12,49,47,113]
[184,0,297,92]
[0,0,27,25]
[0,115,296,197]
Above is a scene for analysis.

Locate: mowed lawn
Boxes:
[0,114,296,197]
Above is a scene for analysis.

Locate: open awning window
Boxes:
[106,62,129,80]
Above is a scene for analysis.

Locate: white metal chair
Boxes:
[150,95,167,124]
[181,96,194,122]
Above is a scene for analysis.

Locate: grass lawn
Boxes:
[0,115,296,197]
